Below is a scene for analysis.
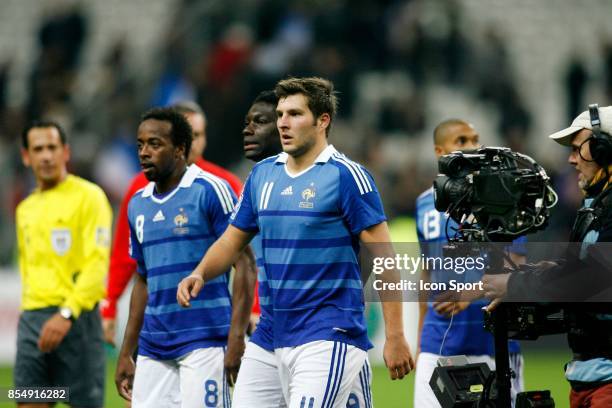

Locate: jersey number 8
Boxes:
[135,215,145,243]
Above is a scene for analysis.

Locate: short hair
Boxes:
[21,120,68,149]
[275,77,338,135]
[140,107,192,159]
[433,118,471,145]
[171,101,206,122]
[253,90,278,106]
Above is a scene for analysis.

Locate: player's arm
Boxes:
[507,252,526,267]
[225,245,257,385]
[417,266,430,355]
[360,222,415,380]
[38,188,112,353]
[115,271,147,401]
[414,204,429,354]
[177,225,255,306]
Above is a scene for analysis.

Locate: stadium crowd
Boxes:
[3,0,612,265]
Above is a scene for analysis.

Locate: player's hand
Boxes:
[383,334,414,380]
[224,334,246,386]
[433,301,470,317]
[177,274,205,307]
[37,313,72,353]
[102,318,117,347]
[115,354,136,401]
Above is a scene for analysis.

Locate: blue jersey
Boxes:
[416,187,522,356]
[248,233,274,351]
[128,164,237,360]
[231,145,385,351]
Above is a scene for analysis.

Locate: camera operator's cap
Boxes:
[549,105,612,146]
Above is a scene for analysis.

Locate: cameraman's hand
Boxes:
[482,273,510,311]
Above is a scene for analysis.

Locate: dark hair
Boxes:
[21,120,67,149]
[253,90,278,106]
[140,107,193,158]
[275,77,338,135]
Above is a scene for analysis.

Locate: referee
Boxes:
[14,121,112,408]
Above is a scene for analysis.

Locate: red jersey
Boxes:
[100,159,255,319]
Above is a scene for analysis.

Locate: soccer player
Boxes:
[225,90,283,397]
[179,77,413,408]
[101,101,243,346]
[414,119,525,407]
[15,121,112,408]
[114,108,255,407]
[232,90,375,408]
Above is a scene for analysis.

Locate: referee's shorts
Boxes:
[14,305,105,408]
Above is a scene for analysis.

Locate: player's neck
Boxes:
[287,140,328,174]
[155,165,187,195]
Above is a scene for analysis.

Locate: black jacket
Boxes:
[507,185,612,304]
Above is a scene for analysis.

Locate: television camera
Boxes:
[431,147,560,407]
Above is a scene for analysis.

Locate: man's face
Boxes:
[243,102,281,161]
[137,119,183,182]
[21,126,69,188]
[435,123,480,157]
[569,128,602,190]
[276,94,321,158]
[185,112,206,164]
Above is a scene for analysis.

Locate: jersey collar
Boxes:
[141,164,200,198]
[274,144,338,165]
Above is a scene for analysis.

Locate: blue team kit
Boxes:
[128,164,237,360]
[232,145,385,351]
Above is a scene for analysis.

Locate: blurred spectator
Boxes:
[564,56,589,121]
[498,85,532,152]
[442,2,470,85]
[26,2,88,121]
[603,41,612,103]
[0,0,605,270]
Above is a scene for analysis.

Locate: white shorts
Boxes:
[233,342,374,408]
[414,352,524,408]
[275,340,368,408]
[232,342,286,407]
[132,347,230,408]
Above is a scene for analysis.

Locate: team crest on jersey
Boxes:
[51,228,72,255]
[299,184,316,209]
[173,208,189,235]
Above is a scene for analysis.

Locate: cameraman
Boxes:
[484,105,612,407]
[415,119,525,407]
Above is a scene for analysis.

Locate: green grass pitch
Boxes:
[0,349,570,407]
